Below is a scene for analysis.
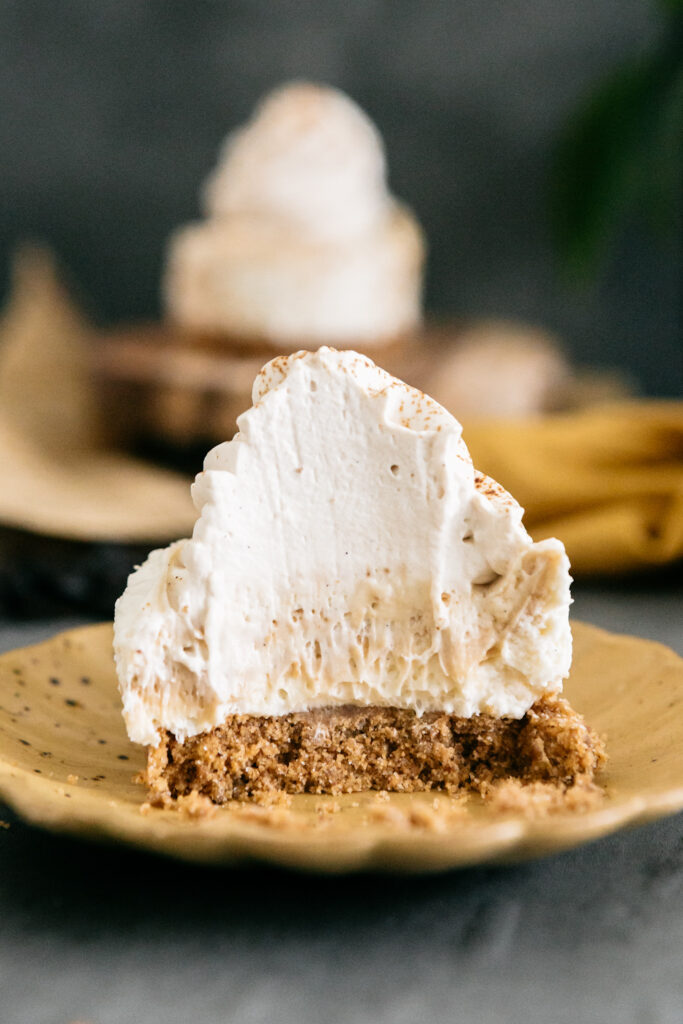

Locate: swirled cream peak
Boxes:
[204,81,389,241]
[164,83,424,346]
[114,349,572,746]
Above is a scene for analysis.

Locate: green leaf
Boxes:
[641,62,683,236]
[549,20,682,283]
[658,0,683,17]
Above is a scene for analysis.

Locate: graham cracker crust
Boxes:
[144,697,606,804]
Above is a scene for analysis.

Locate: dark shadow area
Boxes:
[0,528,154,619]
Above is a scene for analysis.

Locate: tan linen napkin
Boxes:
[0,248,195,542]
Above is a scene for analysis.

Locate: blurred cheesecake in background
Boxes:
[165,81,425,352]
[421,320,572,421]
[97,80,427,451]
[94,81,617,456]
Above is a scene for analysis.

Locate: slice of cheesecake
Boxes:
[114,348,604,803]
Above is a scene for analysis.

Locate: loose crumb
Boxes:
[482,777,606,816]
[369,796,468,830]
[229,805,296,829]
[316,799,341,815]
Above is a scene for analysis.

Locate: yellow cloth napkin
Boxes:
[466,402,683,575]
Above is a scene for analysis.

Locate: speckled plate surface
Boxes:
[0,621,681,873]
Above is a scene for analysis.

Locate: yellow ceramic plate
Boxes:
[0,622,681,873]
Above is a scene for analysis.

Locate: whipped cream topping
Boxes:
[114,349,572,746]
[203,82,390,242]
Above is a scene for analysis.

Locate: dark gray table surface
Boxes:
[1,581,682,1024]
